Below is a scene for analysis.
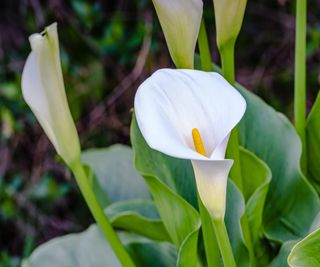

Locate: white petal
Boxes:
[210,134,230,160]
[192,159,233,219]
[21,23,80,165]
[134,69,246,161]
[152,0,203,68]
[22,52,60,152]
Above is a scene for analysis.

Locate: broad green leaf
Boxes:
[197,197,221,267]
[268,241,296,267]
[106,199,171,241]
[269,213,320,267]
[130,116,197,208]
[235,83,320,242]
[131,115,201,267]
[22,225,121,267]
[142,174,200,248]
[240,147,272,264]
[22,225,176,267]
[288,227,320,267]
[225,180,250,267]
[142,175,200,267]
[309,212,320,232]
[176,230,200,267]
[205,61,320,242]
[126,238,176,267]
[81,144,150,203]
[306,91,320,189]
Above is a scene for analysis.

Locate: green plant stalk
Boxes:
[198,20,255,266]
[220,40,244,193]
[220,41,256,266]
[294,0,307,173]
[220,41,236,84]
[197,20,222,267]
[212,218,236,267]
[197,194,221,267]
[70,160,136,267]
[198,19,213,71]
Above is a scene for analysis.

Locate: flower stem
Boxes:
[198,19,213,71]
[294,0,307,173]
[220,41,256,266]
[70,160,136,267]
[197,194,221,267]
[220,41,243,193]
[197,21,223,267]
[220,41,235,84]
[212,218,236,267]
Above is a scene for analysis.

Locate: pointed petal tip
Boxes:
[45,22,58,36]
[29,33,44,48]
[28,22,58,48]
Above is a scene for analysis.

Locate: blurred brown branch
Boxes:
[78,12,153,139]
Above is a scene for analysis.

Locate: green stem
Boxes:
[70,160,136,267]
[197,194,221,267]
[198,19,213,71]
[197,20,222,267]
[221,41,244,193]
[226,128,243,192]
[212,218,236,267]
[294,0,307,173]
[220,41,235,84]
[220,40,256,266]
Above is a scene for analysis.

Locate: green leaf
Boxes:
[130,116,198,208]
[22,225,122,267]
[240,147,272,264]
[269,213,320,267]
[142,175,200,247]
[22,225,176,267]
[131,115,201,267]
[288,227,320,267]
[236,83,320,242]
[81,144,150,203]
[306,91,320,189]
[225,180,250,267]
[268,241,296,267]
[206,61,320,242]
[176,230,200,267]
[106,199,171,241]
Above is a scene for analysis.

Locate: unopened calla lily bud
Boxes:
[152,0,203,69]
[21,23,80,166]
[213,0,247,49]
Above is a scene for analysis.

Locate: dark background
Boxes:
[0,0,320,265]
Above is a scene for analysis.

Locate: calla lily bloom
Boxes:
[213,0,247,49]
[134,69,246,219]
[21,23,80,166]
[152,0,203,69]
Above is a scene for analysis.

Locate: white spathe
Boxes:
[152,0,203,69]
[21,23,80,166]
[134,69,246,218]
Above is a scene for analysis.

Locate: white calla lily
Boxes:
[152,0,203,69]
[134,69,246,219]
[21,23,80,166]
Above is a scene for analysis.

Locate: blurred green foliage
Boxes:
[1,0,320,266]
